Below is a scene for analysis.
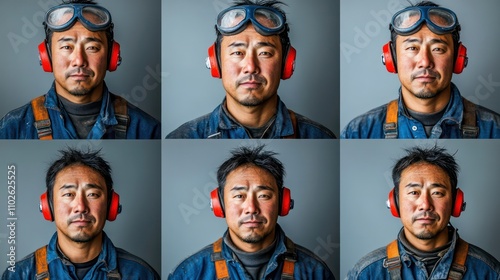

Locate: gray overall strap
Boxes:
[461,97,478,138]
[112,95,129,139]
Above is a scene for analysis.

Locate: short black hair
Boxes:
[46,147,113,210]
[217,145,285,199]
[392,145,459,206]
[214,0,290,75]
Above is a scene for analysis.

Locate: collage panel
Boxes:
[341,0,500,138]
[341,140,500,278]
[0,140,161,278]
[0,0,161,139]
[162,0,339,138]
[162,140,339,279]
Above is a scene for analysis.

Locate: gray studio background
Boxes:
[340,0,500,131]
[0,141,161,275]
[162,0,339,137]
[340,140,500,278]
[0,0,161,123]
[162,140,340,279]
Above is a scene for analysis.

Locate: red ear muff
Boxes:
[452,188,466,217]
[108,41,121,72]
[387,189,400,217]
[40,192,53,221]
[210,188,225,218]
[206,43,221,78]
[281,46,296,80]
[38,40,121,72]
[279,187,294,216]
[453,43,467,74]
[107,190,121,221]
[382,41,397,74]
[38,41,53,73]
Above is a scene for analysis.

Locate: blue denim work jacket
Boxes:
[0,82,161,139]
[168,225,335,280]
[1,232,160,280]
[346,227,500,280]
[341,83,500,139]
[166,96,336,139]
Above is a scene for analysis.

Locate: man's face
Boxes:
[52,164,108,245]
[395,24,455,101]
[220,23,282,108]
[51,21,108,103]
[398,162,453,248]
[223,164,280,252]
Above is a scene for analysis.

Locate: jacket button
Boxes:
[412,126,417,131]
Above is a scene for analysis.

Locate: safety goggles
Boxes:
[45,3,112,32]
[390,6,459,36]
[216,5,286,36]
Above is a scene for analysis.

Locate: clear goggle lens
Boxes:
[217,5,285,36]
[392,7,457,35]
[45,4,111,32]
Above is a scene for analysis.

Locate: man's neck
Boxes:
[401,85,451,114]
[403,227,450,252]
[225,95,278,128]
[57,232,103,263]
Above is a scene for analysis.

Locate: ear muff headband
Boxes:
[382,41,467,74]
[38,40,121,73]
[386,187,465,218]
[210,186,293,218]
[39,190,121,221]
[206,43,296,80]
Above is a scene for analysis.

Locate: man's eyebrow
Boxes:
[404,182,448,189]
[401,37,449,45]
[56,36,104,44]
[59,183,105,191]
[227,41,277,48]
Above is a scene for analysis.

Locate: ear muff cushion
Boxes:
[107,191,121,221]
[452,188,465,217]
[210,188,225,218]
[281,46,296,80]
[207,44,221,78]
[38,41,53,73]
[108,41,121,72]
[40,192,53,221]
[279,187,293,216]
[387,189,400,217]
[453,43,467,74]
[382,41,397,74]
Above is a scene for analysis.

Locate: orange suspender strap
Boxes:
[281,237,297,280]
[461,97,479,138]
[385,238,469,280]
[283,109,298,139]
[448,238,469,280]
[35,245,50,280]
[31,96,53,140]
[212,237,297,280]
[384,99,399,139]
[212,238,230,280]
[385,240,402,280]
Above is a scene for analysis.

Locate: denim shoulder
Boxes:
[345,246,386,279]
[165,113,212,139]
[341,104,388,139]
